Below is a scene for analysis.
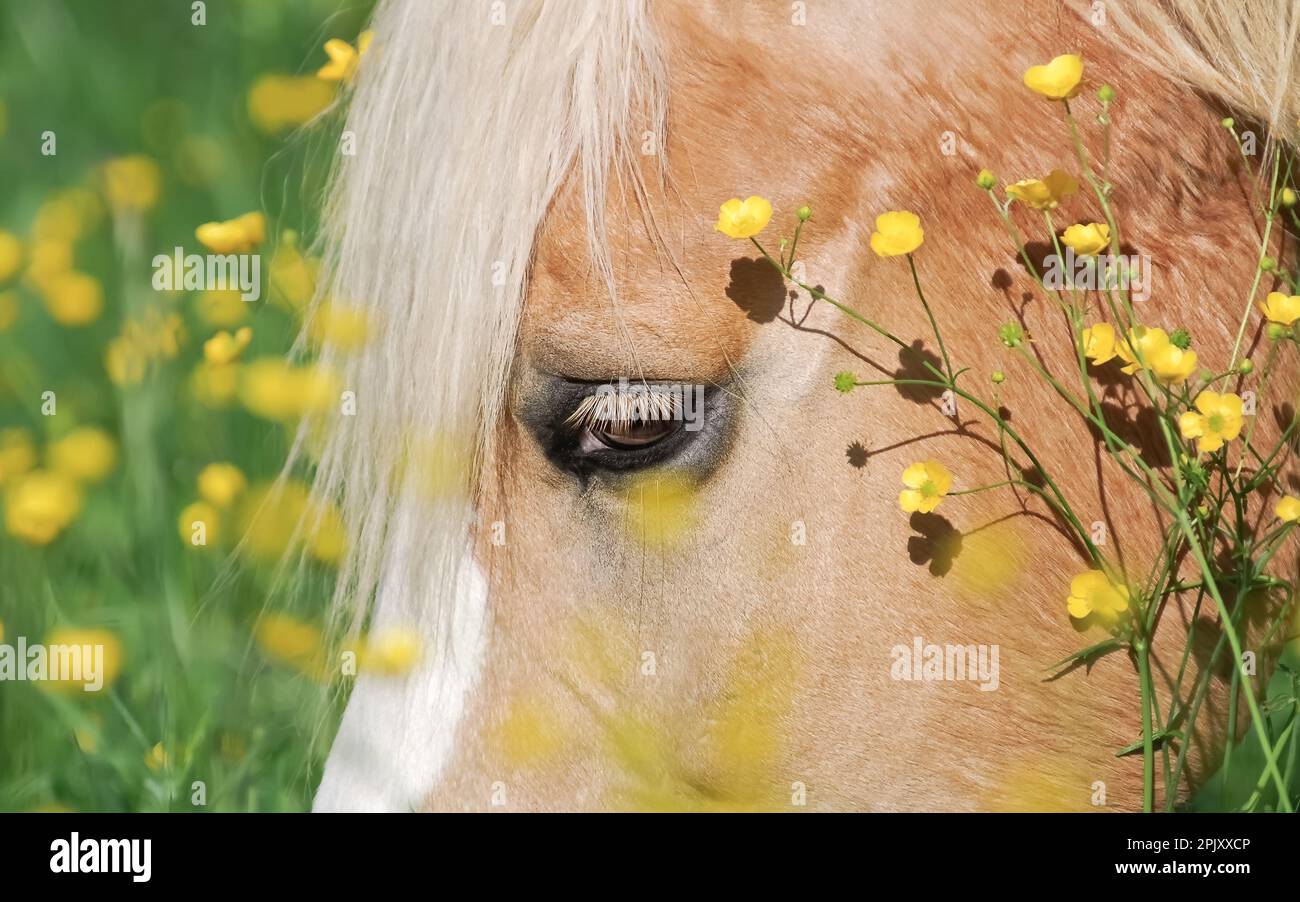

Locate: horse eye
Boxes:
[581,417,680,452]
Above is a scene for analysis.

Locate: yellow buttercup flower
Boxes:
[196,289,249,327]
[4,470,82,545]
[254,613,327,679]
[1275,495,1300,523]
[1060,221,1109,256]
[49,427,117,484]
[33,189,102,242]
[1179,391,1244,453]
[870,210,924,257]
[195,211,265,254]
[238,359,339,421]
[144,743,169,772]
[268,233,319,311]
[0,428,37,486]
[39,627,123,693]
[178,500,221,548]
[25,239,73,292]
[41,271,103,326]
[317,31,374,82]
[1115,326,1195,384]
[203,327,252,365]
[198,462,247,508]
[1081,322,1116,365]
[101,155,161,213]
[190,361,240,407]
[714,196,773,239]
[1260,291,1300,326]
[309,304,370,351]
[0,230,22,283]
[1005,169,1078,210]
[246,74,336,134]
[1066,570,1129,622]
[237,481,345,566]
[1149,342,1198,385]
[1023,54,1084,100]
[348,629,421,676]
[898,459,952,513]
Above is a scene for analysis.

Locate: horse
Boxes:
[307,0,1300,811]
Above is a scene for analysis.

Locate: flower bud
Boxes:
[1169,329,1191,350]
[976,169,996,191]
[1097,84,1115,103]
[833,371,856,393]
[1221,117,1235,129]
[797,205,812,222]
[1281,187,1297,208]
[998,321,1025,348]
[1268,322,1288,341]
[1261,256,1277,272]
[991,371,1006,384]
[1237,359,1255,375]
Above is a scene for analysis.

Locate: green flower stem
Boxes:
[1225,151,1281,379]
[1136,637,1156,811]
[907,254,954,383]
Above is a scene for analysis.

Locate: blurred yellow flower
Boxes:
[317,31,374,82]
[195,211,265,255]
[1275,495,1300,523]
[237,481,345,566]
[247,74,336,134]
[349,628,421,676]
[254,613,327,678]
[144,743,169,772]
[309,303,370,350]
[0,291,17,332]
[1081,322,1117,365]
[41,271,103,326]
[190,361,240,407]
[1179,391,1244,453]
[178,500,221,548]
[1066,570,1129,622]
[0,230,22,283]
[1023,54,1084,100]
[714,196,773,239]
[1260,291,1300,326]
[268,233,319,311]
[203,326,252,365]
[33,189,103,243]
[196,289,249,327]
[101,155,161,213]
[49,427,118,484]
[0,428,36,486]
[899,459,952,513]
[4,470,82,544]
[1060,221,1109,256]
[105,337,146,386]
[238,359,339,421]
[870,210,924,257]
[1005,170,1078,210]
[25,240,72,292]
[39,627,123,693]
[197,462,247,508]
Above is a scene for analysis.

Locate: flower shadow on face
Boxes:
[725,257,786,323]
[907,511,963,576]
[893,340,945,405]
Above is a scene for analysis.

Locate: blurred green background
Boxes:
[0,0,373,812]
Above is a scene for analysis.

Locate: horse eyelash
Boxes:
[564,386,682,431]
